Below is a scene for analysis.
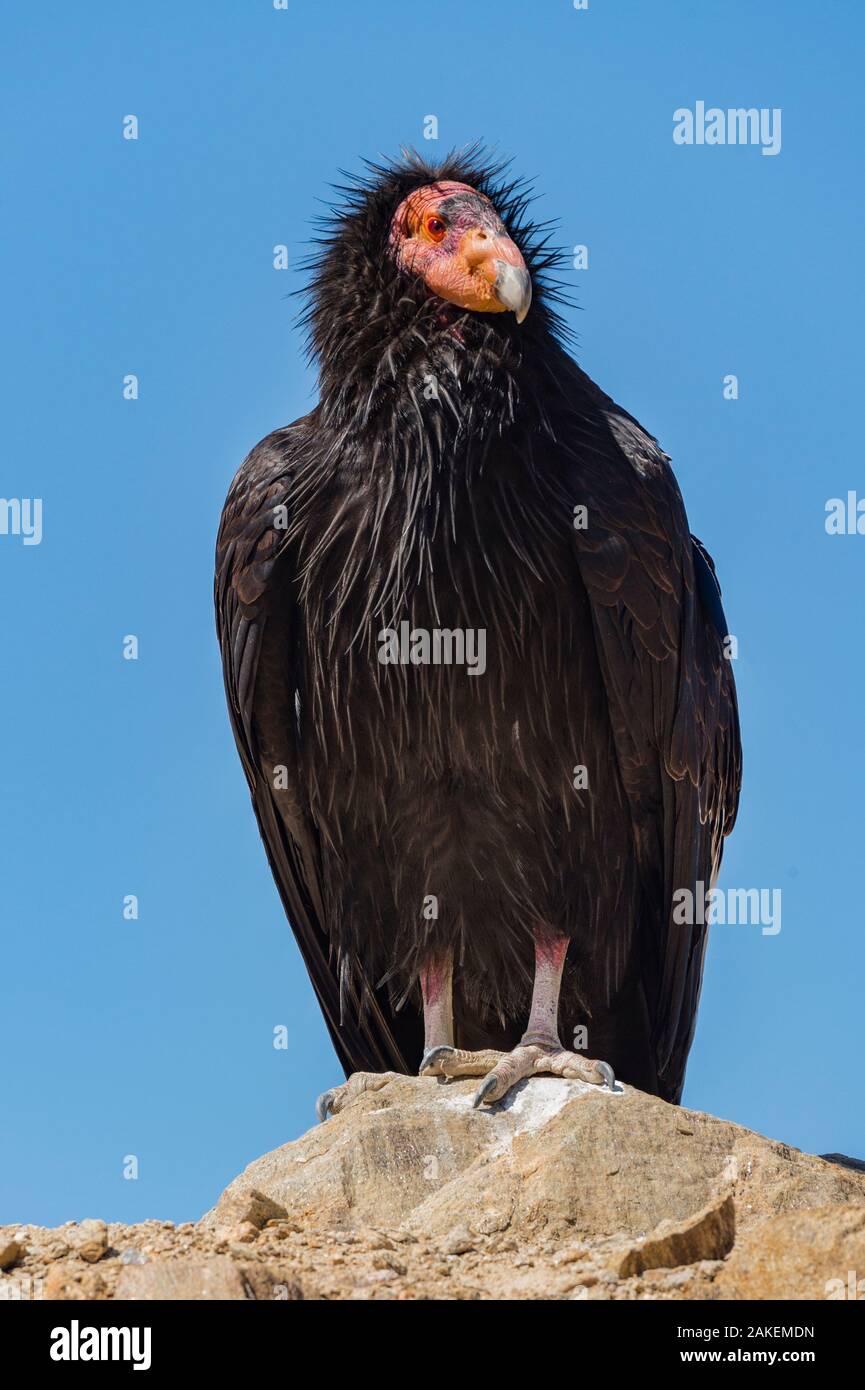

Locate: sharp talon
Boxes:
[419,1045,455,1075]
[472,1076,499,1109]
[315,1090,334,1122]
[596,1061,616,1092]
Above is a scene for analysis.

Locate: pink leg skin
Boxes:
[424,926,616,1107]
[418,951,455,1076]
[521,929,569,1047]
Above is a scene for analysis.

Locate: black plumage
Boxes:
[215,148,741,1103]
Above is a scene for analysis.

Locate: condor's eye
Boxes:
[424,215,447,243]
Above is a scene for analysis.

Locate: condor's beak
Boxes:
[493,260,533,324]
[462,229,533,323]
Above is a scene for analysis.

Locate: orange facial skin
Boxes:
[389,181,532,321]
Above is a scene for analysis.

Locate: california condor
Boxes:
[215,148,741,1113]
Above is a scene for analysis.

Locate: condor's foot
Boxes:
[420,1045,505,1080]
[315,1071,400,1122]
[420,1042,615,1108]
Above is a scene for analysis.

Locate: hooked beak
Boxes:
[493,260,532,324]
[460,228,533,323]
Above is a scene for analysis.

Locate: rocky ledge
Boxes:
[3,1076,864,1300]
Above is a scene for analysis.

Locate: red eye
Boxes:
[425,215,446,242]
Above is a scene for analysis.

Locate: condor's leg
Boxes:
[419,947,509,1080]
[424,927,616,1107]
[417,949,460,1076]
[318,949,458,1119]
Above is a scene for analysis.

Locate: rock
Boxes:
[714,1206,865,1300]
[214,1220,259,1247]
[440,1226,475,1256]
[238,1265,305,1301]
[69,1219,108,1264]
[552,1246,589,1266]
[8,1077,865,1300]
[371,1252,407,1275]
[210,1188,288,1231]
[114,1256,255,1301]
[617,1195,735,1277]
[39,1239,70,1260]
[203,1075,865,1245]
[43,1263,108,1300]
[471,1208,511,1236]
[355,1228,395,1251]
[821,1152,865,1175]
[0,1240,21,1271]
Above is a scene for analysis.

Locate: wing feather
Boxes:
[566,380,742,1100]
[215,422,410,1078]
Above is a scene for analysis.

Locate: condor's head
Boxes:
[303,148,568,419]
[388,181,532,324]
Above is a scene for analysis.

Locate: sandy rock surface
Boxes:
[3,1075,863,1300]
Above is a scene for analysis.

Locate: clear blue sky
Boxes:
[2,0,863,1226]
